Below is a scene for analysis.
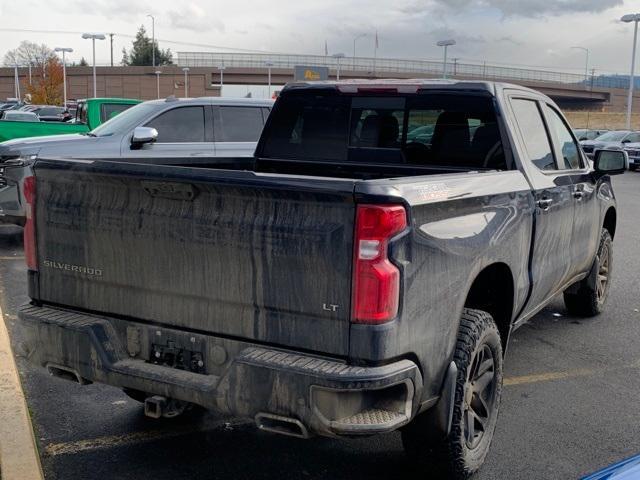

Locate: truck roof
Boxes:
[78,98,141,104]
[142,97,275,107]
[281,79,543,97]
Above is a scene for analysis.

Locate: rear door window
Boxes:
[214,107,264,142]
[145,106,205,143]
[510,98,556,171]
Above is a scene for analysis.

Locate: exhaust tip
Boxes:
[255,413,310,439]
[46,363,92,385]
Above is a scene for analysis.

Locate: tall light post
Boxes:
[437,39,456,79]
[182,67,190,97]
[571,46,589,83]
[154,70,162,99]
[82,33,106,98]
[353,33,367,69]
[147,14,155,67]
[219,65,226,90]
[265,61,274,98]
[332,53,345,80]
[622,13,640,130]
[54,47,73,109]
[13,65,20,100]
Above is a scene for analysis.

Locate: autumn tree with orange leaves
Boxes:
[26,57,64,105]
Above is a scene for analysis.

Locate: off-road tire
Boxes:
[402,308,503,479]
[563,228,612,317]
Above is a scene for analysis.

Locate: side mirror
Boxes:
[131,127,158,147]
[593,149,627,176]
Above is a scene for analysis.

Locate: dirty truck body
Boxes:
[18,81,621,476]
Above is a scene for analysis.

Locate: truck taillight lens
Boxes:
[352,204,407,324]
[23,175,37,271]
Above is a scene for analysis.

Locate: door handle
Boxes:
[537,198,553,210]
[573,190,584,200]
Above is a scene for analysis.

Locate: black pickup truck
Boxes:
[18,80,627,478]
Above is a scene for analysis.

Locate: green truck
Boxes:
[0,98,140,142]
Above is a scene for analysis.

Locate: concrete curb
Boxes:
[0,302,44,480]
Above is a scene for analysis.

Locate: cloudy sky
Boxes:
[0,0,638,74]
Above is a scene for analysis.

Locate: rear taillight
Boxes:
[23,175,37,271]
[352,204,407,324]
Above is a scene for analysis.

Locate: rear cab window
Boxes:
[100,103,134,123]
[260,90,507,171]
[76,102,88,124]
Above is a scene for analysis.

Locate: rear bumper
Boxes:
[18,304,423,437]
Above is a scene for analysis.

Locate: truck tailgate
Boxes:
[33,159,357,356]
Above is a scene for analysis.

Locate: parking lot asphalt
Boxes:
[1,173,640,480]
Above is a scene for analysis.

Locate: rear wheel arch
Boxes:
[603,207,616,239]
[463,263,514,351]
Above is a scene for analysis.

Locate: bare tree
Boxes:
[3,41,56,71]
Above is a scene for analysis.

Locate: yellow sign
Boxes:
[304,69,321,80]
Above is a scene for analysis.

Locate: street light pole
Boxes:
[54,47,73,109]
[353,34,366,69]
[219,65,226,90]
[13,65,20,100]
[154,70,161,99]
[622,13,640,130]
[332,53,345,80]
[82,33,106,98]
[182,67,190,97]
[265,61,274,98]
[437,39,456,79]
[571,46,589,83]
[147,14,155,67]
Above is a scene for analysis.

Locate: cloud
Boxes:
[57,0,152,20]
[429,0,623,17]
[496,36,523,46]
[168,3,224,33]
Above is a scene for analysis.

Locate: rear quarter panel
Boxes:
[352,170,534,400]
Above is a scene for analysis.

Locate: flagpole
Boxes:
[373,31,378,76]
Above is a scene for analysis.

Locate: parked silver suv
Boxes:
[0,97,273,225]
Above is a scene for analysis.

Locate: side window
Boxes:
[215,107,264,142]
[544,105,582,169]
[261,107,271,123]
[626,132,640,143]
[77,103,87,124]
[100,103,133,123]
[145,106,205,143]
[511,99,556,171]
